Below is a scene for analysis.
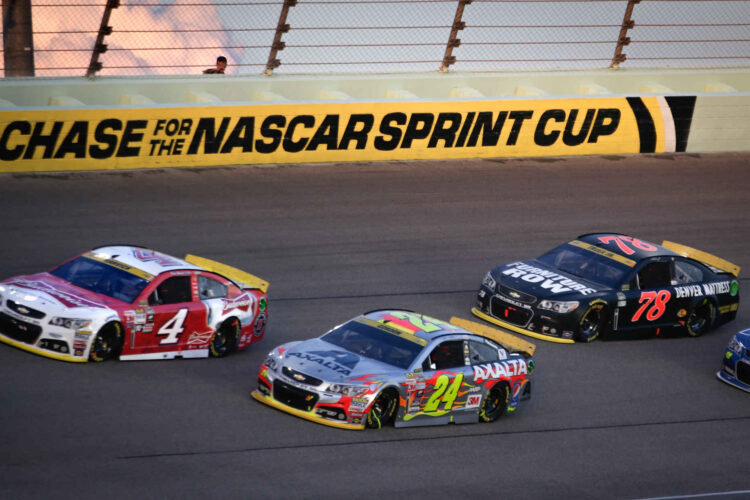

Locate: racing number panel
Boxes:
[616,256,714,332]
[125,272,211,354]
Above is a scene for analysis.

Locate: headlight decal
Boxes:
[538,300,579,313]
[482,272,497,291]
[49,317,92,330]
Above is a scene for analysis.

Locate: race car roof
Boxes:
[362,310,467,344]
[88,246,200,278]
[575,233,679,262]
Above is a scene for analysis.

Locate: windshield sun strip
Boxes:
[83,253,155,281]
[356,317,428,346]
[568,240,636,268]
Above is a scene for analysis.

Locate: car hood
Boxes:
[492,259,610,300]
[1,273,122,315]
[282,338,400,382]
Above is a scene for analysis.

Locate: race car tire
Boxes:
[479,382,510,423]
[89,322,123,362]
[366,388,398,429]
[209,318,239,358]
[576,304,607,343]
[686,299,715,337]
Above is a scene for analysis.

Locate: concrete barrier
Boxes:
[1,68,748,172]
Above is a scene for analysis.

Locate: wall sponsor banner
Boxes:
[0,96,696,172]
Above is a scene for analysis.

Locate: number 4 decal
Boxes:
[158,308,188,344]
[632,290,671,322]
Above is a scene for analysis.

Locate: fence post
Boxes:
[440,0,472,72]
[610,0,639,69]
[3,0,36,77]
[265,0,297,76]
[86,0,119,78]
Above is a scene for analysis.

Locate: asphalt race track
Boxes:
[2,153,750,500]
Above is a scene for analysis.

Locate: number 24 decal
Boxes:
[632,290,671,322]
[424,373,464,412]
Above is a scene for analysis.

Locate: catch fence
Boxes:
[3,0,750,77]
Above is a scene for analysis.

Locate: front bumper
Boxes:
[252,390,366,430]
[0,334,87,362]
[717,350,750,393]
[0,306,92,362]
[471,307,575,344]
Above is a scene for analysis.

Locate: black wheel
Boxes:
[209,319,239,358]
[479,382,510,423]
[686,299,715,337]
[89,322,123,362]
[576,304,607,343]
[366,389,398,429]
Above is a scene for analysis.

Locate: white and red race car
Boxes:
[0,246,268,362]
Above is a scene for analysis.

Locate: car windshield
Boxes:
[322,320,424,370]
[50,256,150,303]
[537,244,629,287]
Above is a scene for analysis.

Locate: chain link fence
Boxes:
[3,0,750,77]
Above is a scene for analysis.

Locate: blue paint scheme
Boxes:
[717,328,750,393]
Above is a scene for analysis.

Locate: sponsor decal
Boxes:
[131,248,183,268]
[674,284,704,298]
[0,96,679,172]
[253,311,267,337]
[730,280,739,297]
[221,292,254,315]
[7,278,109,309]
[134,309,147,324]
[473,359,528,383]
[186,330,213,345]
[4,308,41,325]
[83,253,154,281]
[496,294,531,309]
[287,350,359,375]
[501,262,597,295]
[350,398,369,410]
[569,239,637,267]
[703,281,731,295]
[466,394,482,409]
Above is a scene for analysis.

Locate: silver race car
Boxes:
[253,310,535,430]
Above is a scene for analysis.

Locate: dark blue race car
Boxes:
[473,233,740,343]
[718,328,750,393]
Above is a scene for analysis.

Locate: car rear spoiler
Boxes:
[185,254,269,293]
[661,241,740,277]
[450,316,536,357]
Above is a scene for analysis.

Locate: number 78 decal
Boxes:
[632,290,671,322]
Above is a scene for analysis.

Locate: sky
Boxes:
[5,0,750,77]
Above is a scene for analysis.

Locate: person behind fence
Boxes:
[203,56,227,74]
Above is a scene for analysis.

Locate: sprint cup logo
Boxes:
[0,95,690,172]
